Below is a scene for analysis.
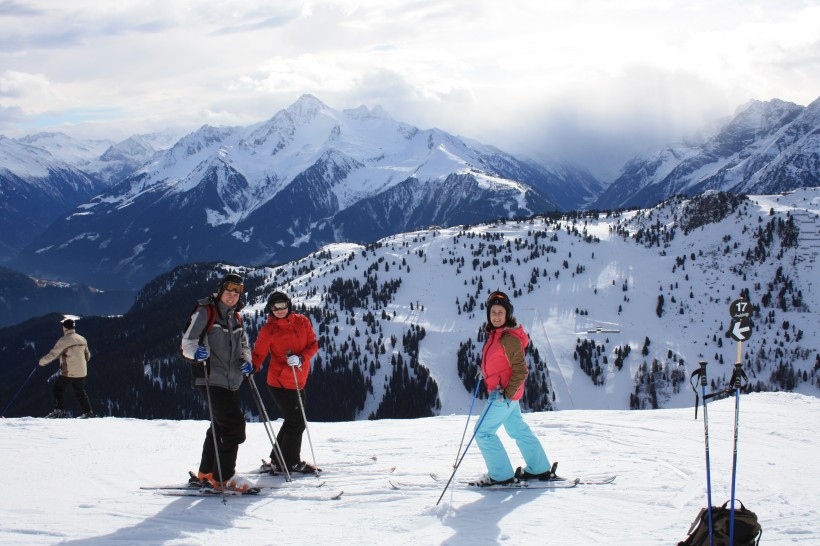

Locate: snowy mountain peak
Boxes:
[15,131,114,168]
[99,135,156,162]
[343,103,393,121]
[285,93,331,123]
[595,96,820,208]
[728,99,802,140]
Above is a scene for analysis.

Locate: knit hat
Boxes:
[61,318,75,329]
[267,291,292,316]
[486,290,514,324]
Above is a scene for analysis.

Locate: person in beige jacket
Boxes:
[39,318,94,418]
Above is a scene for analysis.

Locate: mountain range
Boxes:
[2,188,817,420]
[595,97,820,208]
[3,94,817,292]
[7,95,601,290]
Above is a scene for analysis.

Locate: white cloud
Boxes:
[0,0,816,178]
[0,71,54,99]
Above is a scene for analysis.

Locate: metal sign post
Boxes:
[726,296,753,546]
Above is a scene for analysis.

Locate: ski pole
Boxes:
[697,361,714,546]
[728,361,747,546]
[453,374,482,468]
[436,398,494,506]
[291,362,321,479]
[1,364,38,418]
[202,360,227,504]
[245,374,292,482]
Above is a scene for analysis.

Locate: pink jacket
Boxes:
[481,325,529,401]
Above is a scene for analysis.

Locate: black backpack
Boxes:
[678,500,762,546]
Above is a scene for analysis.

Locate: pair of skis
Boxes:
[389,468,615,492]
[141,470,343,500]
[142,456,389,500]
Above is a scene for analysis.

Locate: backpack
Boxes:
[678,500,762,546]
[180,300,242,388]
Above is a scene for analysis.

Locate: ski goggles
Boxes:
[487,291,508,306]
[222,281,244,294]
[270,301,289,311]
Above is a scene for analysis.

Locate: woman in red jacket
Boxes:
[251,291,319,474]
[470,290,552,486]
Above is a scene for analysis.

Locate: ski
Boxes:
[141,481,327,491]
[141,471,327,491]
[412,470,616,490]
[247,456,382,476]
[150,487,343,500]
[466,477,581,490]
[389,477,581,490]
[429,471,616,486]
[575,475,617,485]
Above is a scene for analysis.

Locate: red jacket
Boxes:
[252,313,318,389]
[481,325,529,401]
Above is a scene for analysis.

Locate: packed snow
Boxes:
[1,392,817,545]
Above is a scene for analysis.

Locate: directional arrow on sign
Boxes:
[729,318,752,342]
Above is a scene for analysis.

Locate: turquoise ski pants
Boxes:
[475,391,550,481]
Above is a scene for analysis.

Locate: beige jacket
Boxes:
[39,329,91,378]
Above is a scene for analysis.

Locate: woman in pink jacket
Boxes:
[470,291,552,486]
[251,291,319,474]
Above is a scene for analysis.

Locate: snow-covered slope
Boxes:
[226,188,818,415]
[0,392,816,545]
[4,189,814,421]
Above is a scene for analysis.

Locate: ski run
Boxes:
[0,392,818,544]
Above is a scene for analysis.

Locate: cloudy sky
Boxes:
[0,0,818,179]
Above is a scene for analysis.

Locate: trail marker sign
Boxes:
[729,298,751,320]
[729,318,752,342]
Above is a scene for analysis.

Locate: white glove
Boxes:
[286,354,302,367]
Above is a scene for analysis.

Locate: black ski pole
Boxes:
[729,362,748,546]
[246,374,292,482]
[1,364,38,418]
[290,359,320,479]
[698,361,714,546]
[202,360,227,504]
[690,361,714,546]
[436,399,493,506]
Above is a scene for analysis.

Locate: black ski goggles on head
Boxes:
[223,281,244,294]
[270,301,289,311]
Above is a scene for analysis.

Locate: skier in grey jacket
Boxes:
[181,272,255,492]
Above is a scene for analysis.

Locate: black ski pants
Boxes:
[267,386,306,468]
[198,385,246,481]
[52,376,92,414]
